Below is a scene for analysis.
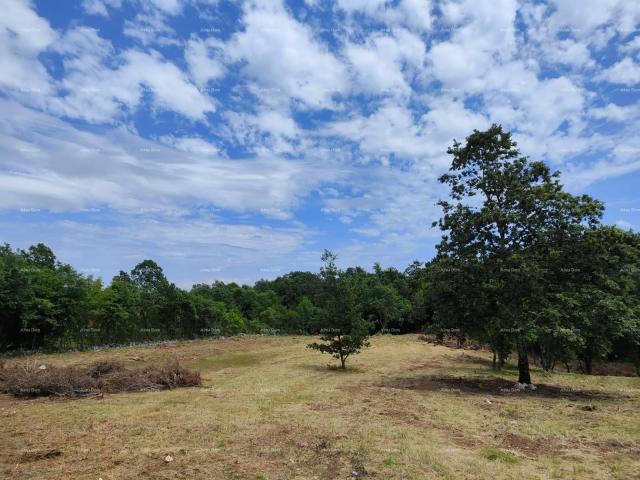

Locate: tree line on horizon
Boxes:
[1,126,639,382]
[0,243,419,350]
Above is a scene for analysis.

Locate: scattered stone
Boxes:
[164,455,173,463]
[38,365,47,370]
[484,398,492,405]
[514,382,537,391]
[581,404,597,411]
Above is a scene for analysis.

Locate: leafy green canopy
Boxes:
[432,124,606,383]
[307,250,371,369]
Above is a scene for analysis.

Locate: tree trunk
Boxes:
[338,335,346,369]
[583,356,592,375]
[517,341,531,384]
[492,351,497,369]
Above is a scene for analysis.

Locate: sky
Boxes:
[0,0,639,287]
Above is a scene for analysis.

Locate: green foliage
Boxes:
[485,449,520,464]
[307,250,371,369]
[431,124,639,381]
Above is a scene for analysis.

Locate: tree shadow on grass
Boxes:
[299,363,365,374]
[382,375,621,401]
[453,352,520,371]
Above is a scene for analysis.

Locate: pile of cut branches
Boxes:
[0,359,201,399]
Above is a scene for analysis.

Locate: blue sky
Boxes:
[0,0,639,286]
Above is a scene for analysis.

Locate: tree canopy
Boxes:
[431,124,638,383]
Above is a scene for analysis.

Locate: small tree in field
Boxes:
[307,250,371,369]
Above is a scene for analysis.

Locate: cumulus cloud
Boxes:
[81,0,122,17]
[597,57,640,85]
[48,27,214,122]
[185,37,226,87]
[0,0,57,94]
[590,103,639,122]
[337,0,433,32]
[345,28,426,96]
[225,1,348,109]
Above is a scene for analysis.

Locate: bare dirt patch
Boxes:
[501,431,557,455]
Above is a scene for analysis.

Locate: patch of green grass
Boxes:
[186,353,262,371]
[484,448,520,464]
[383,454,397,466]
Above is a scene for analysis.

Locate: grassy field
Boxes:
[1,335,639,480]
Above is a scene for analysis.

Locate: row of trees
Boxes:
[0,244,416,352]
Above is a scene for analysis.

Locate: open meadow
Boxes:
[1,334,639,480]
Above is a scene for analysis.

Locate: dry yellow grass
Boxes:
[1,335,639,479]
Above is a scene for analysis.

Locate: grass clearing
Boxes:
[185,352,263,371]
[1,334,639,479]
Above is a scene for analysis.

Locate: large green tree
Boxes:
[433,124,603,384]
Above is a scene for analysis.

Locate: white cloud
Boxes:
[222,107,303,155]
[149,0,184,15]
[225,1,348,109]
[81,0,122,17]
[546,0,640,42]
[2,0,640,283]
[0,100,344,215]
[597,57,640,85]
[337,0,433,32]
[517,76,585,136]
[324,96,488,163]
[159,135,220,156]
[590,103,639,122]
[541,39,594,68]
[427,0,518,90]
[185,37,226,87]
[345,28,425,96]
[123,9,179,46]
[0,0,57,94]
[49,28,215,123]
[620,35,640,55]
